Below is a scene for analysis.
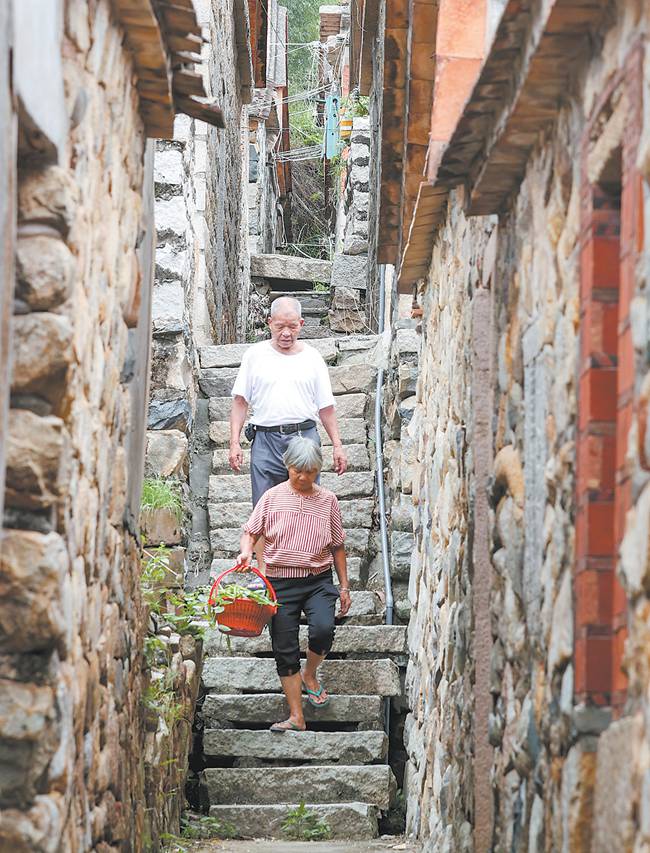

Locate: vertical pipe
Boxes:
[375,264,393,624]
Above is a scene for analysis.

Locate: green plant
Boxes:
[143,670,186,729]
[313,281,329,292]
[281,802,331,841]
[141,477,183,522]
[180,813,236,840]
[209,581,277,610]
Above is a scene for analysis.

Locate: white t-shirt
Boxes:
[231,341,336,426]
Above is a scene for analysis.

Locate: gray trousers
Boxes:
[250,426,321,505]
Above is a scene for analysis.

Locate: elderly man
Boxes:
[229,296,348,566]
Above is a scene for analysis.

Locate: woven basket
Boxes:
[208,565,277,638]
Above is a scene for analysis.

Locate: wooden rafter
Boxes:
[112,0,226,138]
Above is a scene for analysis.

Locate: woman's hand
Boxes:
[338,588,351,617]
[237,551,253,569]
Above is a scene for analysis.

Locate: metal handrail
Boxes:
[375,264,394,625]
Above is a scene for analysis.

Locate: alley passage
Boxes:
[194,323,407,839]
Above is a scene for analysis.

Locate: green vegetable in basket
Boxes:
[210,582,278,609]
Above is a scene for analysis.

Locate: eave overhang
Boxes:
[113,0,226,139]
[397,0,609,290]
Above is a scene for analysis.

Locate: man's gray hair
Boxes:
[283,436,322,472]
[270,296,302,318]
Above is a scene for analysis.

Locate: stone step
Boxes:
[208,556,367,589]
[211,444,372,474]
[202,693,384,728]
[209,419,367,448]
[250,253,332,284]
[317,419,367,446]
[207,802,378,841]
[206,497,374,531]
[204,624,407,656]
[202,657,400,696]
[208,390,368,421]
[269,290,330,315]
[301,322,332,339]
[330,364,377,395]
[209,526,373,557]
[203,729,387,764]
[205,764,396,808]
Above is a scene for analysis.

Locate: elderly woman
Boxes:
[238,436,351,732]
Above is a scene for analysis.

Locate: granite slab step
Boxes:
[203,729,387,764]
[205,764,396,808]
[204,624,407,656]
[209,419,368,448]
[210,526,374,557]
[208,802,378,840]
[202,657,400,696]
[202,693,384,728]
[208,390,369,422]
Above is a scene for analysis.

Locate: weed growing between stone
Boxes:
[161,813,237,851]
[281,801,332,841]
[141,477,184,522]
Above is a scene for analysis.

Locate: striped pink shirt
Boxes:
[243,481,345,578]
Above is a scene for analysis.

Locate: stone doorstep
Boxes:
[211,444,372,475]
[203,624,408,656]
[204,764,396,809]
[201,657,400,696]
[202,694,385,728]
[207,802,378,841]
[203,729,387,764]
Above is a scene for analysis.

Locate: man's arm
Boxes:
[319,405,348,474]
[229,395,249,471]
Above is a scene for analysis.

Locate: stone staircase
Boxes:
[192,331,407,840]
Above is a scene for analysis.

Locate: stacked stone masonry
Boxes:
[0,2,204,849]
[393,5,650,852]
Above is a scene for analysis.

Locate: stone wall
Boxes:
[400,202,493,852]
[0,2,205,849]
[397,7,650,852]
[0,2,154,848]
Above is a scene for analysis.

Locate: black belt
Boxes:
[253,419,316,434]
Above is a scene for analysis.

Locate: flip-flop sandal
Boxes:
[270,720,305,733]
[301,681,331,709]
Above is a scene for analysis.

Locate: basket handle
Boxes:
[208,563,277,606]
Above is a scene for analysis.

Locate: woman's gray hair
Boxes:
[283,436,322,472]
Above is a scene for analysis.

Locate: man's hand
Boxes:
[338,588,351,617]
[332,443,348,475]
[229,442,243,472]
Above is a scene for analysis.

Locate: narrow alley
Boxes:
[2,2,650,853]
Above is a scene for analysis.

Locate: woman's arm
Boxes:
[332,544,351,616]
[238,531,259,567]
